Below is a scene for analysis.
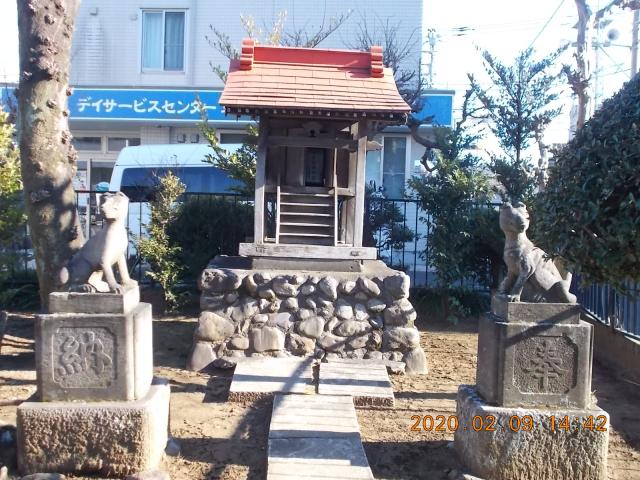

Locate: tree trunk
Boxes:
[16,0,84,310]
[573,0,593,131]
[535,127,549,190]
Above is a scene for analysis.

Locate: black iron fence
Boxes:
[5,190,640,339]
[574,280,640,340]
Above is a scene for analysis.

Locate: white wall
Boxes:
[71,0,423,89]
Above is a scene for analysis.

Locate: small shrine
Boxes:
[220,39,411,262]
[187,40,427,376]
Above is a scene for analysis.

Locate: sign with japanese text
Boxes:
[1,86,233,123]
[70,88,228,122]
[1,86,454,126]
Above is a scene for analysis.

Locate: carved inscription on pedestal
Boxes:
[52,327,115,388]
[513,336,577,394]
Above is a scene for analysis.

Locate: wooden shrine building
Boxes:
[220,39,411,262]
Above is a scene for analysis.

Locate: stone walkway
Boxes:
[228,357,394,478]
[227,357,315,401]
[267,394,374,479]
[319,359,395,407]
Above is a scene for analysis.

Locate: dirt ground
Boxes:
[2,310,640,480]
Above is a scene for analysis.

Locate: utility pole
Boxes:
[426,29,438,87]
[632,9,639,75]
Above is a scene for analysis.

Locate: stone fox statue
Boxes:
[498,202,576,303]
[59,191,136,294]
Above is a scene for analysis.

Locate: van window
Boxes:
[119,166,241,201]
[220,133,249,145]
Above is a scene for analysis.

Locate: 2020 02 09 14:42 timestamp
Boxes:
[409,414,608,433]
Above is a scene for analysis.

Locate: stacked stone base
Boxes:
[17,380,170,477]
[188,256,427,374]
[455,385,609,480]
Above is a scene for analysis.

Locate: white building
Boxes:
[59,0,452,195]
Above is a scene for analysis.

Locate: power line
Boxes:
[528,0,567,49]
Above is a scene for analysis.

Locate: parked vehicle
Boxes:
[109,143,241,201]
[109,143,242,257]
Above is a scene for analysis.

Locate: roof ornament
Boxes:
[370,46,384,78]
[240,38,255,71]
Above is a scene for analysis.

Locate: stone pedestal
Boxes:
[36,302,153,402]
[17,380,170,477]
[476,299,593,408]
[455,385,609,480]
[187,255,428,375]
[17,287,169,477]
[455,298,609,480]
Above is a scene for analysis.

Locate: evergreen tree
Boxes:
[409,90,502,289]
[469,47,565,202]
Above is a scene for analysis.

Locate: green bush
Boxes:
[137,172,185,311]
[536,74,640,293]
[412,287,490,324]
[0,270,40,311]
[167,196,253,281]
[0,106,26,279]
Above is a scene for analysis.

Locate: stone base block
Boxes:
[455,385,609,480]
[49,284,140,315]
[36,302,154,402]
[476,314,593,408]
[490,296,581,324]
[189,255,427,375]
[17,379,170,477]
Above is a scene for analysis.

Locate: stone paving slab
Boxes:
[267,393,374,479]
[270,393,360,438]
[319,360,395,407]
[268,437,374,479]
[325,356,406,374]
[228,357,315,401]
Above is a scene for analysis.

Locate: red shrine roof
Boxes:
[220,39,411,119]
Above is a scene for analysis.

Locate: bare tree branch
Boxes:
[346,14,425,109]
[206,9,352,82]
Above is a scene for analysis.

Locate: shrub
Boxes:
[412,287,490,324]
[167,196,253,280]
[536,74,640,294]
[0,270,40,311]
[363,186,415,253]
[137,172,185,311]
[0,106,26,279]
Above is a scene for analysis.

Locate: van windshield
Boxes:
[120,166,241,201]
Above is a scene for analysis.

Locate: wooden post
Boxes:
[275,171,281,244]
[254,117,269,244]
[333,148,338,246]
[353,120,368,247]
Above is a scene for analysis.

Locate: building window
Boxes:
[72,136,102,151]
[142,10,185,71]
[382,137,407,198]
[365,150,382,192]
[107,137,141,152]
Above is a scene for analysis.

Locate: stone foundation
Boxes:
[17,379,170,477]
[455,385,609,480]
[187,256,427,374]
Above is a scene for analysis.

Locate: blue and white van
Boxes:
[109,143,243,255]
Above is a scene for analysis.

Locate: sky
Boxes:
[423,0,636,144]
[0,1,18,84]
[0,0,636,145]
